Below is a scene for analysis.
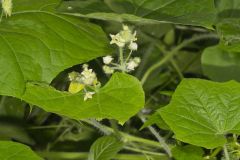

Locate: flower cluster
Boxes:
[1,0,12,17]
[102,25,141,74]
[110,25,137,48]
[68,64,100,101]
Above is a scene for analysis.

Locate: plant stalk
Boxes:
[141,34,218,84]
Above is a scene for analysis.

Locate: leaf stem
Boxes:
[124,146,165,156]
[140,34,219,84]
[119,47,124,70]
[125,50,133,63]
[38,151,168,160]
[209,147,222,158]
[28,125,69,129]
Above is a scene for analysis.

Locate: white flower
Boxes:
[103,65,114,74]
[127,61,138,71]
[82,64,89,69]
[68,71,79,81]
[84,92,95,101]
[119,25,137,43]
[122,25,129,31]
[128,42,138,51]
[103,55,113,64]
[110,33,125,48]
[109,25,137,48]
[81,64,97,85]
[126,57,141,71]
[2,0,12,17]
[133,57,141,64]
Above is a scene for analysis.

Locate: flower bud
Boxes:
[103,55,113,64]
[103,65,114,74]
[84,92,95,101]
[128,42,138,51]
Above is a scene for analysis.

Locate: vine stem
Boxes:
[81,119,163,149]
[223,144,230,160]
[123,146,165,156]
[209,147,222,158]
[139,115,172,157]
[140,34,219,84]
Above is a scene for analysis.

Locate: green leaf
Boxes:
[22,73,145,124]
[88,136,123,160]
[202,45,240,82]
[172,145,204,160]
[0,141,42,160]
[0,0,111,97]
[58,0,216,28]
[160,79,240,148]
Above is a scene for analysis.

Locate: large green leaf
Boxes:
[202,45,240,81]
[172,145,204,160]
[0,0,111,97]
[88,136,123,160]
[58,0,216,28]
[0,141,42,160]
[160,79,240,148]
[22,73,145,124]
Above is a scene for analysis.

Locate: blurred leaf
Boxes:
[88,136,123,160]
[172,145,204,160]
[216,18,240,52]
[175,51,202,75]
[0,120,34,145]
[160,79,240,148]
[215,0,240,52]
[0,97,26,118]
[202,45,240,81]
[0,141,42,160]
[22,73,145,124]
[58,0,217,28]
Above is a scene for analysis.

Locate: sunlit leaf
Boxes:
[22,73,145,124]
[0,0,111,97]
[160,79,240,148]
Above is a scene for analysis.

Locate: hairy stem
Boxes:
[119,47,124,70]
[81,119,163,149]
[139,115,172,157]
[124,146,165,156]
[223,144,230,160]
